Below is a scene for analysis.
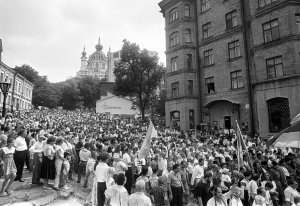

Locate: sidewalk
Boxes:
[0,172,89,206]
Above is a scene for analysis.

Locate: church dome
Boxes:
[89,38,106,61]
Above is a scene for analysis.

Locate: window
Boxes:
[263,19,280,43]
[228,40,241,59]
[10,77,12,84]
[5,75,8,82]
[184,4,190,17]
[258,0,277,8]
[171,57,178,72]
[204,49,214,66]
[172,82,179,98]
[230,71,244,89]
[169,8,178,22]
[185,29,192,43]
[266,56,283,79]
[268,98,290,133]
[188,80,193,95]
[201,0,210,12]
[170,32,179,47]
[205,77,215,93]
[202,22,212,39]
[296,14,300,34]
[0,73,3,82]
[226,10,238,29]
[187,54,192,70]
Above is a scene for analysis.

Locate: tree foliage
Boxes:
[113,40,165,120]
[14,65,103,110]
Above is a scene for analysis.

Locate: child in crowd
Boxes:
[61,151,71,190]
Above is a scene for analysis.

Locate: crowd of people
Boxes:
[0,109,300,206]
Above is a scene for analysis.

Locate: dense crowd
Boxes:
[0,109,300,206]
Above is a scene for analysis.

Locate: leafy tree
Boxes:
[60,79,82,110]
[77,77,101,109]
[14,65,60,108]
[150,89,166,117]
[113,40,164,120]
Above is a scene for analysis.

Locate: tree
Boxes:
[14,65,61,108]
[113,40,164,120]
[60,79,82,110]
[77,77,101,109]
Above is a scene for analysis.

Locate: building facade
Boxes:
[0,39,34,112]
[159,0,300,137]
[0,62,34,111]
[77,38,121,82]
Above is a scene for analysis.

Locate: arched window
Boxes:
[170,32,179,47]
[169,8,178,22]
[185,4,191,17]
[185,29,192,43]
[268,98,291,133]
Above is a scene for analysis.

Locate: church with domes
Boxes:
[76,38,120,82]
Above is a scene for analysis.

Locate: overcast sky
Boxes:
[0,0,166,83]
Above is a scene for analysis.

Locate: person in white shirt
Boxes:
[191,157,204,186]
[95,152,110,206]
[284,179,300,206]
[53,138,64,189]
[104,173,129,206]
[29,134,45,185]
[113,153,128,175]
[158,152,167,174]
[77,143,91,183]
[128,180,152,206]
[123,147,133,194]
[13,129,28,182]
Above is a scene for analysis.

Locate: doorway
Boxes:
[224,116,231,129]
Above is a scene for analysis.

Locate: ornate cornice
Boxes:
[199,26,243,47]
[253,35,300,52]
[165,43,196,54]
[166,95,198,102]
[255,0,300,18]
[166,69,197,77]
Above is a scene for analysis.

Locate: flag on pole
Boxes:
[138,120,157,160]
[236,120,246,170]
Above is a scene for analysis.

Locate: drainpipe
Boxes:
[240,0,255,137]
[194,0,202,130]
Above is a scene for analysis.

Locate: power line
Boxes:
[5,47,73,77]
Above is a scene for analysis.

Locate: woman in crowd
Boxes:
[0,138,17,196]
[13,129,27,182]
[40,137,56,189]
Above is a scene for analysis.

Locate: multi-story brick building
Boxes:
[0,39,34,111]
[159,0,300,137]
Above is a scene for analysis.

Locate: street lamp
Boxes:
[0,81,11,118]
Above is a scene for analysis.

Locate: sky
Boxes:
[0,0,166,83]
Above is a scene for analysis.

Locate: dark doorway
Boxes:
[224,116,231,129]
[268,98,290,133]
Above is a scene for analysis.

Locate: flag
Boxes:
[236,120,246,170]
[138,120,157,160]
[291,113,300,125]
[266,121,300,148]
